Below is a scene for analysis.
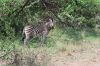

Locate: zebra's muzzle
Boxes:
[51,26,54,29]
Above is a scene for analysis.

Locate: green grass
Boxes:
[0,27,100,51]
[0,27,100,60]
[0,27,99,50]
[0,27,100,66]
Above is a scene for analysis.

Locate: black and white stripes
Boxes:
[22,17,54,45]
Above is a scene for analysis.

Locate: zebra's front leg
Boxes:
[24,36,30,45]
[40,36,46,44]
[41,31,48,44]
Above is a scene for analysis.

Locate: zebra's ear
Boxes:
[49,19,53,23]
[45,22,48,26]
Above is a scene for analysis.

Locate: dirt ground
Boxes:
[1,42,100,66]
[1,50,100,66]
[1,49,100,66]
[47,48,100,66]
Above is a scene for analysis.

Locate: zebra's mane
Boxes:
[28,21,47,28]
[27,16,53,27]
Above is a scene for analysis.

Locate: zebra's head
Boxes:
[45,18,54,30]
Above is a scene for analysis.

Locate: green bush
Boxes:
[0,0,100,39]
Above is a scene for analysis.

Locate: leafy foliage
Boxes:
[0,0,100,38]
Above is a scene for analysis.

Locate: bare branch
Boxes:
[25,0,40,8]
[15,0,31,17]
[8,0,31,17]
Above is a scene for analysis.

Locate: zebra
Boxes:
[22,17,54,45]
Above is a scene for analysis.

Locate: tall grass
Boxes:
[0,27,100,66]
[0,27,100,51]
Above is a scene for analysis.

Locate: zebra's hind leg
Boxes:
[22,35,25,41]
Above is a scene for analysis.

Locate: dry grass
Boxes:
[0,27,100,66]
[0,38,100,66]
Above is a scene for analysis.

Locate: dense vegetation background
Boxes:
[0,0,100,65]
[0,0,100,38]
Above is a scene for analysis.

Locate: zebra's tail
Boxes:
[22,29,25,41]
